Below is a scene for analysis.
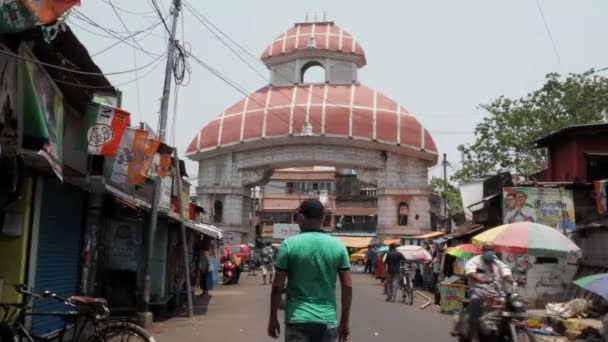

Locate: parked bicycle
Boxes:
[400,263,414,305]
[0,284,154,342]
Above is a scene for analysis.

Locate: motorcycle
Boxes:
[222,259,238,285]
[455,277,535,342]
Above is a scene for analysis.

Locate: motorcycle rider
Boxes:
[462,243,514,341]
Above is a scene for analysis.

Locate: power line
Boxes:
[50,55,165,89]
[71,9,162,57]
[100,0,156,16]
[107,0,155,58]
[149,0,172,36]
[90,19,161,57]
[535,0,563,71]
[0,47,165,76]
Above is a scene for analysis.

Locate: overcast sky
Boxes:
[70,0,608,184]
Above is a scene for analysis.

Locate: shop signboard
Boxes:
[503,187,575,234]
[439,283,466,314]
[453,258,468,276]
[273,224,300,240]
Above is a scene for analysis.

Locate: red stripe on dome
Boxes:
[400,115,422,148]
[200,120,220,149]
[265,110,291,137]
[242,111,264,140]
[219,114,242,145]
[375,110,398,142]
[352,108,374,139]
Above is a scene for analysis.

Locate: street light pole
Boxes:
[140,0,193,326]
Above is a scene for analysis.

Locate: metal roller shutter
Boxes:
[31,178,85,336]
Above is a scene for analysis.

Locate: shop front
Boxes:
[28,177,87,336]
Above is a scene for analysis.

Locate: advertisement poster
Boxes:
[273,224,301,240]
[501,253,531,287]
[439,283,466,314]
[503,187,575,234]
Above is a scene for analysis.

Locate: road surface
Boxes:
[151,267,455,341]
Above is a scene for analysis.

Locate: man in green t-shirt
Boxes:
[268,199,353,342]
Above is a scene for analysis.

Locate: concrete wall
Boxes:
[196,143,432,242]
[0,176,34,302]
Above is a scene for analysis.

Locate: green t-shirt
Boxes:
[275,230,350,325]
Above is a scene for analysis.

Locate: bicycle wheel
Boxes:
[406,287,414,305]
[89,321,155,342]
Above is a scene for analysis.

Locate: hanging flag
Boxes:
[20,0,80,24]
[138,138,161,180]
[596,180,608,215]
[84,102,131,156]
[157,144,174,178]
[108,128,148,185]
[19,45,63,180]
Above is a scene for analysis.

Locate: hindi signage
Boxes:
[273,224,300,240]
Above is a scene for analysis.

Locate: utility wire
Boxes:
[71,9,162,57]
[50,55,165,89]
[91,19,161,57]
[149,0,172,36]
[535,0,563,72]
[100,0,156,16]
[107,0,155,58]
[0,48,165,76]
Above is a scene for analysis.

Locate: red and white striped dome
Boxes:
[185,84,437,157]
[260,22,366,66]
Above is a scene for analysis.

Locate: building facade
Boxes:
[187,21,439,243]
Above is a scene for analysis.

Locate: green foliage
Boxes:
[454,71,608,182]
[430,177,463,216]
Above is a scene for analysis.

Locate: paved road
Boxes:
[151,268,455,341]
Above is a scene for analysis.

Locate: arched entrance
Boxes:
[187,21,438,244]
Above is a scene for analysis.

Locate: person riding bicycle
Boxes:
[261,242,275,285]
[460,243,514,340]
[400,259,414,302]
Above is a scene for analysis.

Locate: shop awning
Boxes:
[383,239,401,245]
[334,236,373,248]
[411,231,445,240]
[184,221,223,239]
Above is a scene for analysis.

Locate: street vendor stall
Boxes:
[438,244,480,314]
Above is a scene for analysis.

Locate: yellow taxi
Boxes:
[349,248,368,265]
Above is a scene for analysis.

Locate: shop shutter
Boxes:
[31,178,85,336]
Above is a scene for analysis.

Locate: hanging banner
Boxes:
[596,180,608,215]
[138,138,161,180]
[84,102,131,156]
[159,176,173,210]
[19,45,63,180]
[108,128,147,185]
[503,187,575,234]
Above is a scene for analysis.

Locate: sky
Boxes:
[69,0,608,184]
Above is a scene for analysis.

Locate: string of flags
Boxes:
[85,101,175,185]
[1,0,80,33]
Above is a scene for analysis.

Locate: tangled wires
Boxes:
[172,41,191,86]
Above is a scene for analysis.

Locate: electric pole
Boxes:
[141,0,193,326]
[442,153,450,232]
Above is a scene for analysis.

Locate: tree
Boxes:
[454,70,608,182]
[430,177,463,216]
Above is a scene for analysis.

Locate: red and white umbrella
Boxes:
[396,245,432,262]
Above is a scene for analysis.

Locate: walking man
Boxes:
[261,242,275,285]
[268,199,352,342]
[384,243,404,302]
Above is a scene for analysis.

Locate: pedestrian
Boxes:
[199,249,210,295]
[364,246,373,273]
[369,246,377,274]
[261,242,275,285]
[268,199,352,342]
[384,243,404,302]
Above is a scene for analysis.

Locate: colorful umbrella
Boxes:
[472,222,581,256]
[573,274,608,300]
[446,244,481,259]
[396,245,432,261]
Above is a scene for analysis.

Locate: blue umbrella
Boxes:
[377,246,389,254]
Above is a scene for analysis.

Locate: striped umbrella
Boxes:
[446,244,481,259]
[472,222,581,256]
[573,274,608,300]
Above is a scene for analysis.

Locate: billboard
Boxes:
[503,187,575,235]
[273,224,301,240]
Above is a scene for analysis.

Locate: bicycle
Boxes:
[0,284,155,342]
[400,265,414,305]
